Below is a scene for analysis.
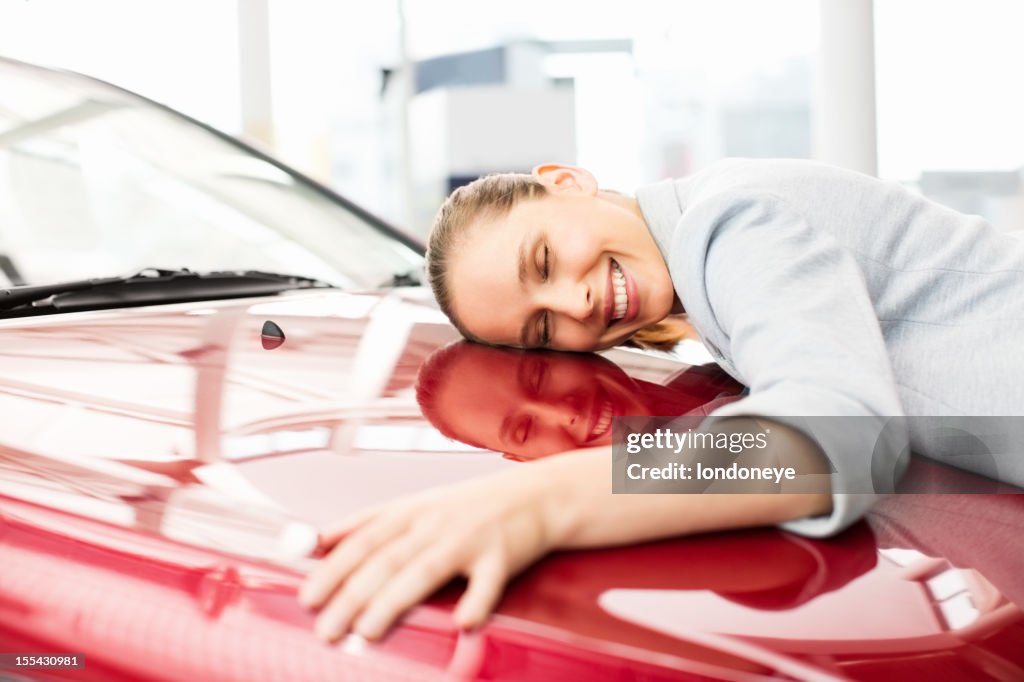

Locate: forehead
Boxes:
[434,350,525,444]
[447,205,537,346]
[443,348,524,401]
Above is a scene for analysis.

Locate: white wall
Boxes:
[875,0,1024,180]
[0,0,242,134]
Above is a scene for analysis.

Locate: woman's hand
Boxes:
[296,434,831,643]
[297,463,565,642]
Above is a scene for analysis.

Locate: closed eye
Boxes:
[513,415,533,444]
[537,243,551,347]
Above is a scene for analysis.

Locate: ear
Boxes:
[531,163,598,196]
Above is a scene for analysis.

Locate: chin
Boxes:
[596,330,635,350]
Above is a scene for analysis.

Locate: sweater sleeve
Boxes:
[669,191,909,537]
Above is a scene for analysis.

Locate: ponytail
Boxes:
[626,315,694,351]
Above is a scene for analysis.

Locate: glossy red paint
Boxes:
[1,291,1022,681]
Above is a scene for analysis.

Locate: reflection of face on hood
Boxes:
[415,341,743,460]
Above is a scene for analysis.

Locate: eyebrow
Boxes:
[517,236,528,285]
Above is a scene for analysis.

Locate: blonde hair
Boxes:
[426,172,688,350]
[625,316,693,351]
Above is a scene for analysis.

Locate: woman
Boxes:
[299,158,1024,642]
[415,340,745,460]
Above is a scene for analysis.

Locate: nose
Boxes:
[529,393,589,445]
[541,278,593,323]
[532,400,579,427]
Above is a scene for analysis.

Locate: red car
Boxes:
[1,58,1023,681]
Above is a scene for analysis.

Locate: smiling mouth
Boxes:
[608,259,629,327]
[587,399,614,441]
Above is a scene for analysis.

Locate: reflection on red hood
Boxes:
[414,341,745,459]
[1,291,1023,681]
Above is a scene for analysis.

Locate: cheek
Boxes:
[638,265,674,316]
[558,235,602,272]
[652,263,675,299]
[524,424,579,458]
[554,324,603,351]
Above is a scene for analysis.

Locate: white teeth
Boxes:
[591,401,613,439]
[611,261,628,321]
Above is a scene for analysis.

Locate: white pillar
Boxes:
[813,0,877,176]
[237,0,274,147]
[396,0,416,232]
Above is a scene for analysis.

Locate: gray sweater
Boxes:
[635,158,1024,536]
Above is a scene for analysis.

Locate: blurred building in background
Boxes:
[0,0,1022,237]
[399,41,579,231]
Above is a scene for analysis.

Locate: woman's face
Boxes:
[430,344,651,459]
[447,165,677,351]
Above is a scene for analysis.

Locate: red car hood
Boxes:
[1,290,1022,682]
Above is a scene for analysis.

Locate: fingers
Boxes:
[453,553,507,630]
[296,471,553,644]
[312,531,434,642]
[298,510,409,609]
[308,537,511,643]
[316,503,387,549]
[349,544,467,640]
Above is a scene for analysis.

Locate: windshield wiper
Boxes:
[0,253,26,286]
[0,268,335,317]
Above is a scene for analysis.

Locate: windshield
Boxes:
[0,59,423,289]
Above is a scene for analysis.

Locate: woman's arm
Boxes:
[662,189,908,535]
[299,418,830,642]
[554,418,832,548]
